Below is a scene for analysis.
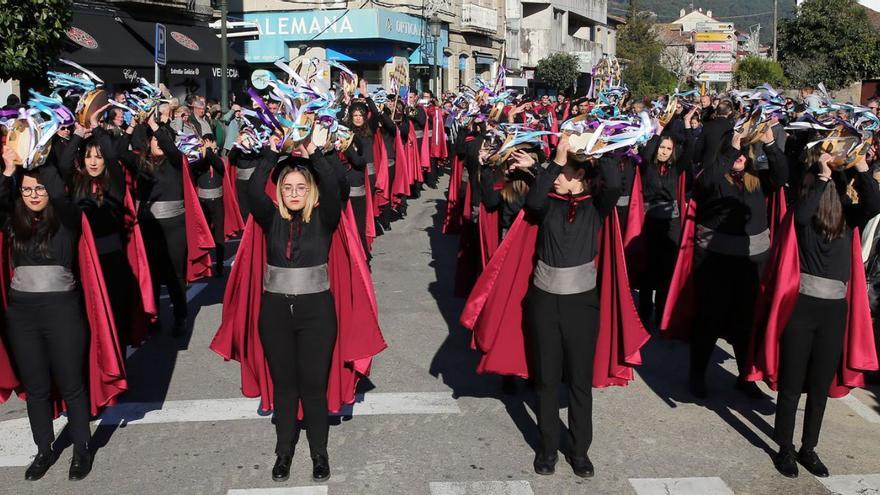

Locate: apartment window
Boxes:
[459,54,468,90]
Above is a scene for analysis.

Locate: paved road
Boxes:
[0,177,878,495]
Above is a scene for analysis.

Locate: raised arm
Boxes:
[247,147,279,229]
[593,155,623,218]
[152,123,183,169]
[40,163,82,234]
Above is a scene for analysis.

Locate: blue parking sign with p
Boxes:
[155,23,167,66]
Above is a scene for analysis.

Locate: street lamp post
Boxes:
[428,14,441,95]
[220,0,228,112]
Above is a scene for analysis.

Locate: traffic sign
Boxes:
[694,52,735,62]
[695,41,736,52]
[697,72,733,82]
[155,23,167,66]
[701,62,733,72]
[695,32,735,42]
[695,22,734,31]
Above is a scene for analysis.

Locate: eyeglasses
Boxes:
[21,186,47,197]
[281,185,310,197]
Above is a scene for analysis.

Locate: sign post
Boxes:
[155,23,167,87]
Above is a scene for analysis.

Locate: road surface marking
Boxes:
[815,474,880,495]
[429,481,533,495]
[629,477,735,495]
[227,488,328,495]
[840,394,880,424]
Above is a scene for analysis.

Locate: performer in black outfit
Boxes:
[248,131,340,483]
[118,115,188,335]
[228,144,261,221]
[366,95,398,230]
[690,127,788,398]
[0,150,93,481]
[772,152,880,478]
[637,124,693,323]
[193,135,226,277]
[58,113,133,346]
[519,135,622,478]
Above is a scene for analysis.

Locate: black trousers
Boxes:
[774,294,846,450]
[524,285,599,458]
[691,247,768,380]
[638,216,680,321]
[5,290,90,454]
[349,195,370,259]
[100,250,135,348]
[258,291,337,457]
[235,178,251,221]
[141,214,188,321]
[200,198,225,270]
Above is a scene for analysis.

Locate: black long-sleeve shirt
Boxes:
[118,125,185,207]
[695,140,788,236]
[525,157,623,268]
[192,148,225,191]
[796,171,880,282]
[249,148,341,268]
[0,165,81,269]
[480,166,529,232]
[639,134,693,215]
[58,129,127,239]
[366,98,398,161]
[229,147,261,172]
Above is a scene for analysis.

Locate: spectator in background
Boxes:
[222,103,245,156]
[190,98,212,137]
[801,86,823,110]
[171,105,197,135]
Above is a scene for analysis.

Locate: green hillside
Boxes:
[609,0,798,42]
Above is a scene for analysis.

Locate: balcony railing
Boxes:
[462,3,498,33]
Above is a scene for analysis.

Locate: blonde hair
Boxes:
[276,166,319,222]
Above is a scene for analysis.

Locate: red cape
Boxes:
[746,213,879,397]
[661,187,786,339]
[182,156,214,282]
[222,157,245,239]
[123,187,157,346]
[372,132,391,212]
[477,203,499,269]
[210,205,387,413]
[623,167,646,284]
[407,122,425,182]
[364,167,376,250]
[460,209,650,384]
[0,218,128,415]
[442,155,464,234]
[390,129,410,204]
[426,106,448,160]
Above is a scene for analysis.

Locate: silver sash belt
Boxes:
[799,273,847,300]
[263,263,330,296]
[645,200,680,219]
[388,159,395,169]
[349,185,366,197]
[236,167,256,180]
[462,169,470,183]
[366,162,375,176]
[149,200,185,219]
[414,130,424,139]
[11,265,76,293]
[94,234,123,255]
[533,260,597,295]
[695,224,770,257]
[198,186,224,200]
[617,195,630,207]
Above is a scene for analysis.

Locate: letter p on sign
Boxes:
[156,23,167,66]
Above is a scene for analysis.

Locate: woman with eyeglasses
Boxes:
[248,129,341,483]
[0,148,99,481]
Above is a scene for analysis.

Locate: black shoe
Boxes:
[736,378,768,400]
[25,451,53,481]
[689,377,707,399]
[565,455,595,478]
[68,448,92,481]
[272,454,292,482]
[797,448,829,478]
[774,448,799,478]
[312,454,330,481]
[533,453,557,475]
[172,317,187,337]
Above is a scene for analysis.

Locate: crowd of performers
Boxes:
[0,55,878,485]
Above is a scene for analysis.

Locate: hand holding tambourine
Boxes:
[2,145,19,176]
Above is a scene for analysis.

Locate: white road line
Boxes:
[840,394,880,424]
[629,477,735,495]
[158,282,208,302]
[815,474,880,495]
[429,481,533,495]
[227,488,327,495]
[0,392,460,467]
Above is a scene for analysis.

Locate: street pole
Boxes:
[433,35,440,94]
[773,0,778,60]
[220,0,229,112]
[154,62,159,87]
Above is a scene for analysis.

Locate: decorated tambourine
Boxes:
[808,124,872,170]
[1,91,74,169]
[561,111,654,160]
[592,55,621,96]
[657,89,698,127]
[48,59,108,127]
[109,78,168,124]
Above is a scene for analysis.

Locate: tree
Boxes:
[617,0,677,97]
[779,0,880,90]
[535,53,581,93]
[733,56,787,88]
[0,0,72,81]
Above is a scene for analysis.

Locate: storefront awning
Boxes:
[59,12,154,84]
[118,18,247,80]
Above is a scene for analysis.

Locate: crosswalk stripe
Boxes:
[628,477,735,495]
[429,481,533,495]
[815,474,880,495]
[0,392,460,467]
[226,488,328,495]
[840,394,880,424]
